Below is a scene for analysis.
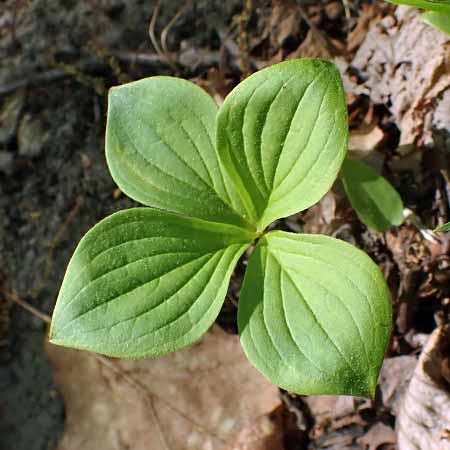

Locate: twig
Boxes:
[6,290,228,445]
[49,196,84,253]
[0,69,67,96]
[148,1,177,73]
[111,50,174,66]
[403,208,441,244]
[31,196,84,298]
[0,55,111,97]
[342,0,351,21]
[2,289,51,324]
[216,22,240,73]
[0,50,199,97]
[149,399,171,450]
[95,355,223,440]
[95,357,227,444]
[149,1,164,58]
[160,0,191,71]
[0,53,173,97]
[95,354,172,450]
[226,295,239,309]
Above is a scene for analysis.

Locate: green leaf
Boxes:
[216,58,348,231]
[341,158,404,232]
[238,231,392,397]
[422,10,450,34]
[50,208,254,358]
[385,0,450,13]
[106,77,253,230]
[434,221,450,232]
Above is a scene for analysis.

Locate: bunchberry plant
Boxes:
[386,0,450,35]
[50,58,392,397]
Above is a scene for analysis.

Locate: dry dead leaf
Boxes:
[378,356,417,414]
[301,191,343,236]
[357,423,396,450]
[304,395,357,428]
[347,4,389,53]
[304,394,365,442]
[290,29,334,60]
[46,326,282,450]
[397,325,450,450]
[229,408,284,450]
[268,0,302,52]
[349,7,450,146]
[348,122,385,154]
[311,425,364,449]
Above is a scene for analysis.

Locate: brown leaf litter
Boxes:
[46,326,283,450]
[397,325,450,450]
[349,6,450,147]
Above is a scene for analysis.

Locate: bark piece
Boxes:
[397,325,450,450]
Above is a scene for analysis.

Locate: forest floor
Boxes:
[0,1,449,450]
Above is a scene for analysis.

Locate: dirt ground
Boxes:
[0,1,449,450]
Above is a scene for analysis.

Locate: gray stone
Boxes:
[0,89,25,143]
[18,113,47,158]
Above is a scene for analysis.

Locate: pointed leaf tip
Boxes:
[238,231,392,397]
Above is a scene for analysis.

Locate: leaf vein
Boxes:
[272,72,331,191]
[280,260,370,368]
[58,252,209,324]
[83,253,221,335]
[274,255,327,375]
[278,261,360,380]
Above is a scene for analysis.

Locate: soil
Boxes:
[1,1,449,450]
[0,2,242,448]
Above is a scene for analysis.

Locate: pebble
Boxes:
[0,90,25,144]
[18,113,48,158]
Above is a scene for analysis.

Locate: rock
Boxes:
[0,89,25,144]
[17,113,47,158]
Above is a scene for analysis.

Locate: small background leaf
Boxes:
[385,0,450,13]
[341,158,404,232]
[434,221,450,232]
[216,58,348,231]
[238,231,392,397]
[50,208,253,358]
[422,11,450,34]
